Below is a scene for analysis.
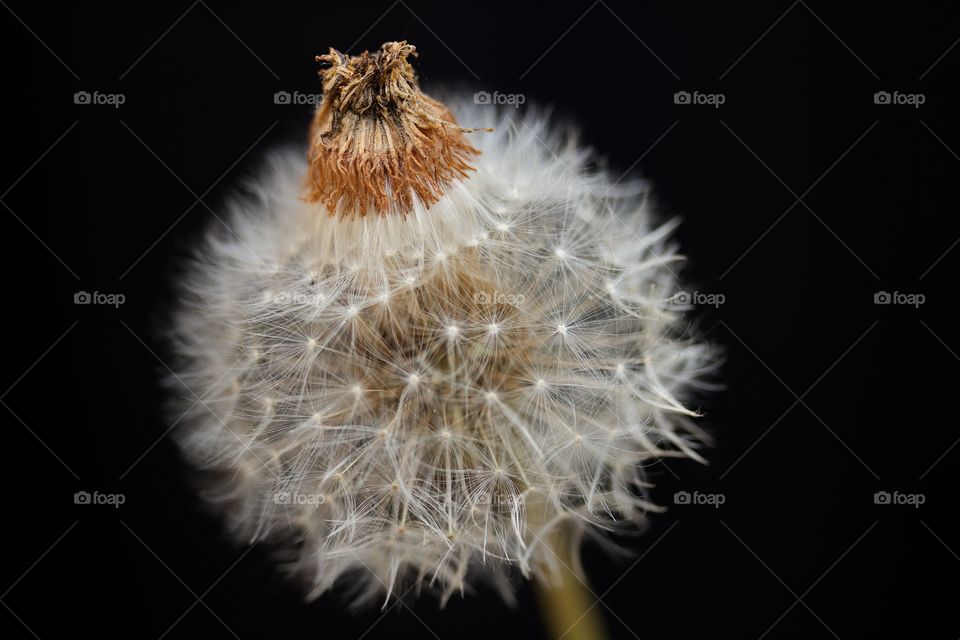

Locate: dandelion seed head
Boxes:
[170,97,717,608]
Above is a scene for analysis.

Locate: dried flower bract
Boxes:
[306,41,480,217]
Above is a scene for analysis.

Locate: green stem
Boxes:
[533,543,608,640]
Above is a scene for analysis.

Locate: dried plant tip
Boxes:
[306,41,482,218]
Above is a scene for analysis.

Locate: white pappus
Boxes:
[168,41,718,609]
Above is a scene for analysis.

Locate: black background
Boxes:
[3,2,959,638]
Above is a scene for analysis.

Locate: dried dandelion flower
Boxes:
[306,41,480,217]
[170,41,716,611]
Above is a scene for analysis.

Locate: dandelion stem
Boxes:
[533,539,608,640]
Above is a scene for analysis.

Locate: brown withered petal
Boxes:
[306,41,482,218]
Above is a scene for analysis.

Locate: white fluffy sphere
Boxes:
[170,98,715,606]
